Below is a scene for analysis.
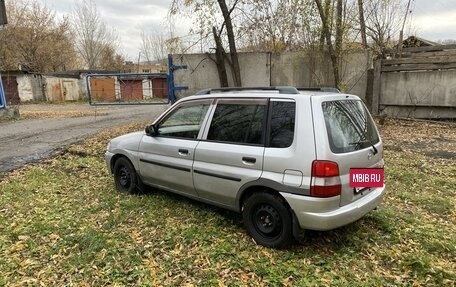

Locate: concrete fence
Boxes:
[2,48,455,119]
[171,50,372,101]
[172,49,455,119]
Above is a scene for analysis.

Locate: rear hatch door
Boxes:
[312,95,384,206]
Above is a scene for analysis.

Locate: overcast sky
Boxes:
[37,0,456,61]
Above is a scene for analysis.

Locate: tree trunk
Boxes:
[357,0,368,48]
[315,0,341,89]
[319,0,331,48]
[335,0,343,85]
[212,26,229,87]
[335,0,343,55]
[217,0,242,87]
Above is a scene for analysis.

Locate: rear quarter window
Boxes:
[269,101,295,148]
[322,100,379,153]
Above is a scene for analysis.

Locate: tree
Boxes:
[46,18,79,72]
[0,0,77,72]
[140,31,169,64]
[217,0,241,86]
[357,0,368,48]
[71,0,121,69]
[314,0,344,89]
[362,0,407,57]
[98,45,124,71]
[168,0,411,90]
[238,0,320,52]
[170,0,242,86]
[212,26,229,87]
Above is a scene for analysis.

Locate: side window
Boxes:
[269,101,295,148]
[158,102,210,139]
[207,101,266,145]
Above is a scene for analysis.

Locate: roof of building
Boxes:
[403,36,439,48]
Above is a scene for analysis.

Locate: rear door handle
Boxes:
[242,157,256,164]
[178,149,189,155]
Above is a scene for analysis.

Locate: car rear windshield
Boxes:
[322,100,380,154]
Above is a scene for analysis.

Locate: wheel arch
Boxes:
[109,152,138,174]
[237,180,293,212]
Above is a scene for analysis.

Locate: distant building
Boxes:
[402,36,438,48]
[122,60,167,74]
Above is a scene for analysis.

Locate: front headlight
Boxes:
[106,142,111,151]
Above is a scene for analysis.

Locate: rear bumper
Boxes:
[281,186,386,231]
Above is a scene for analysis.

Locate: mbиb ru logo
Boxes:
[350,168,384,188]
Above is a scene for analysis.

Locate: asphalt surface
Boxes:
[0,104,168,175]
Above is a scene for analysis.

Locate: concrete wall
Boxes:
[17,74,44,102]
[172,51,371,100]
[238,52,271,87]
[270,51,371,100]
[79,76,89,100]
[173,52,272,98]
[173,54,220,97]
[270,51,332,88]
[379,70,456,118]
[143,79,153,99]
[340,51,372,100]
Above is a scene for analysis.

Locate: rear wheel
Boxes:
[113,157,138,193]
[243,193,293,248]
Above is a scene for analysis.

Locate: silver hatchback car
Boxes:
[105,87,385,247]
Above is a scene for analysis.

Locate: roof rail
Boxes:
[196,86,299,95]
[297,87,340,93]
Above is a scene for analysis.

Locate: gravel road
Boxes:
[0,104,168,175]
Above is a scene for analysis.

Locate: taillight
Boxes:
[310,160,341,198]
[312,160,339,177]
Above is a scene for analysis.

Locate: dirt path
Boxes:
[0,104,168,175]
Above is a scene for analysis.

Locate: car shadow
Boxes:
[138,186,244,226]
[136,187,389,250]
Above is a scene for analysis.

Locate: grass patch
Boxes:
[20,109,108,119]
[0,120,455,286]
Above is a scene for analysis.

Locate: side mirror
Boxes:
[145,125,151,135]
[145,124,159,136]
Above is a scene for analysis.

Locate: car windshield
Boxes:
[322,100,379,153]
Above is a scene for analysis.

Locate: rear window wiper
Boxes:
[349,140,378,155]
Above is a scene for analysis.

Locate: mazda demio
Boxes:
[105,87,385,247]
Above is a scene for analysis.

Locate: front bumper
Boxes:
[281,186,386,231]
[104,151,115,174]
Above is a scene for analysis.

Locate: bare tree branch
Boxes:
[71,0,121,69]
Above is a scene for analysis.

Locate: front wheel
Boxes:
[113,157,138,193]
[242,193,293,248]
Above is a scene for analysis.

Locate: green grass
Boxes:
[0,121,455,286]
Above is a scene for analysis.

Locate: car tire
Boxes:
[113,157,138,193]
[243,192,293,248]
